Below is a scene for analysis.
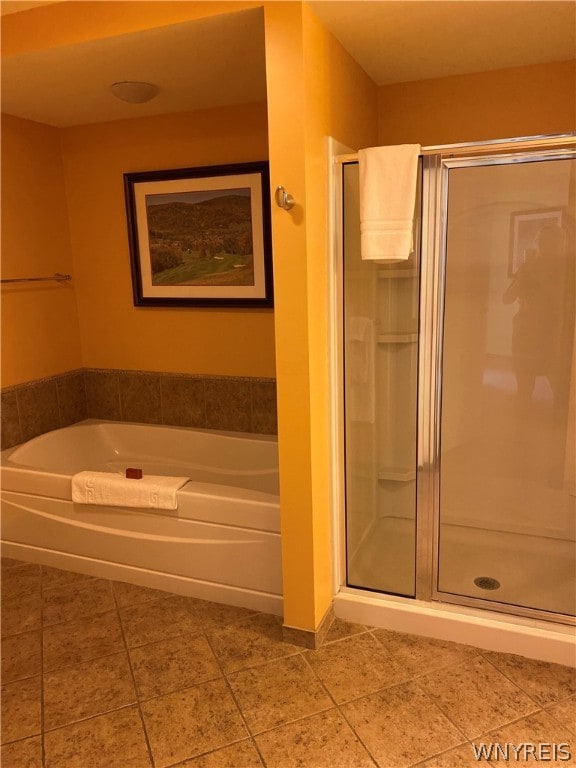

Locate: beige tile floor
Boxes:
[1,557,575,768]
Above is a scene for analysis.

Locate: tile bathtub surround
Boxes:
[83,369,121,422]
[250,379,278,435]
[1,368,277,450]
[85,369,278,434]
[16,379,60,444]
[0,370,87,451]
[119,372,163,425]
[160,375,206,429]
[56,371,89,429]
[1,557,575,768]
[0,390,22,451]
[204,377,252,432]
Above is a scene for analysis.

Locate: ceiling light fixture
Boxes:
[110,81,159,104]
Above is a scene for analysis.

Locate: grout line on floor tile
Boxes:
[43,645,127,676]
[477,650,559,711]
[408,740,477,768]
[110,581,177,609]
[318,626,373,647]
[299,647,381,767]
[203,623,267,765]
[0,681,43,748]
[40,606,117,633]
[410,677,480,744]
[197,608,262,636]
[110,580,156,768]
[208,610,273,633]
[0,734,41,751]
[134,672,224,706]
[299,652,339,707]
[350,677,417,707]
[42,702,141,735]
[542,695,576,733]
[545,690,576,705]
[40,575,105,597]
[201,646,305,676]
[239,703,339,739]
[126,627,206,658]
[163,737,265,768]
[40,565,46,768]
[120,629,223,704]
[404,658,485,682]
[1,666,41,686]
[249,644,304,668]
[267,704,383,768]
[414,673,546,747]
[466,705,556,742]
[218,633,341,739]
[1,561,37,574]
[40,569,99,595]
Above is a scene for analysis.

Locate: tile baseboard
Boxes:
[282,603,335,649]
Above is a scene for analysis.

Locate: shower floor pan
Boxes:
[349,517,576,617]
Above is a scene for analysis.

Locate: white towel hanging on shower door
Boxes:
[358,144,421,262]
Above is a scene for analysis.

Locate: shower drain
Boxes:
[474,576,501,591]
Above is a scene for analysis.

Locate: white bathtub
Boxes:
[0,420,283,614]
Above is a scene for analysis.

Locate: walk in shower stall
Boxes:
[335,135,575,660]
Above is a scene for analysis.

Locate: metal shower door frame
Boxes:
[416,142,576,626]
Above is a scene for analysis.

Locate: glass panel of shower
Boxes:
[437,153,576,618]
[343,161,421,596]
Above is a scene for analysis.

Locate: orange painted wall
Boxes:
[378,59,576,146]
[263,2,315,629]
[302,3,378,624]
[60,101,274,376]
[1,114,82,387]
[264,1,378,629]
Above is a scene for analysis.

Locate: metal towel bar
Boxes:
[1,273,72,284]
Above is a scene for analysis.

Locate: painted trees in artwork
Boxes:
[146,192,255,285]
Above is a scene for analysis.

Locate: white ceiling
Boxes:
[0,1,60,13]
[1,8,267,126]
[309,1,576,86]
[1,1,574,127]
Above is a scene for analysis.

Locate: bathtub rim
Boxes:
[1,417,278,465]
[1,419,280,524]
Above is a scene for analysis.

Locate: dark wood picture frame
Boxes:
[124,161,273,307]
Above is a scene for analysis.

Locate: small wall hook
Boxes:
[275,185,295,211]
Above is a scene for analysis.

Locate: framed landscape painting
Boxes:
[124,162,273,307]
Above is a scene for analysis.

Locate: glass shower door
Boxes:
[343,161,421,596]
[437,154,576,617]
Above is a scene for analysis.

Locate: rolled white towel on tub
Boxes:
[71,471,189,510]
